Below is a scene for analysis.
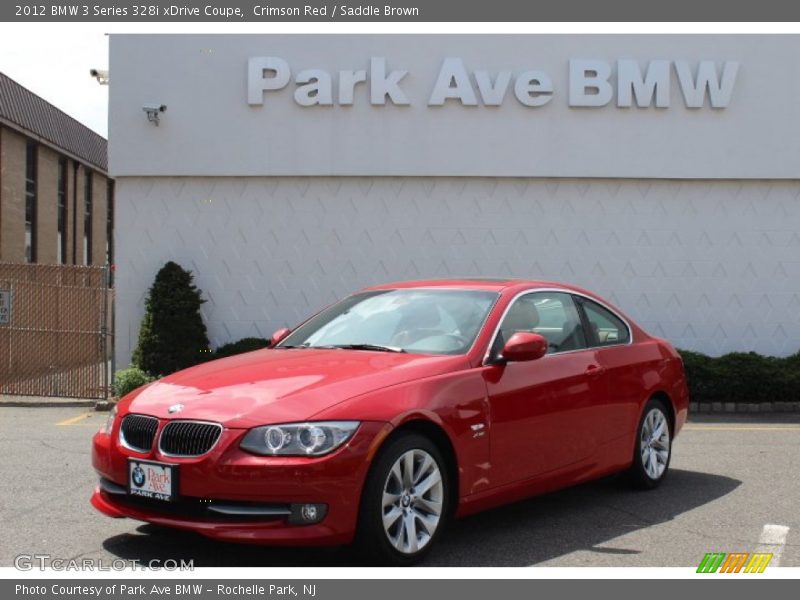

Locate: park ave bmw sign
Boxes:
[247,57,739,109]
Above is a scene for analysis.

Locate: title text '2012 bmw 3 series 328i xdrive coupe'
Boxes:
[92,279,689,565]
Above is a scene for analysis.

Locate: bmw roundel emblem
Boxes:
[131,464,145,488]
[168,403,184,414]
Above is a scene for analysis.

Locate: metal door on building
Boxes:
[0,263,112,399]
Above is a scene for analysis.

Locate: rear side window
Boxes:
[580,299,631,346]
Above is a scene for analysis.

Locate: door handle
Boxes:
[585,364,604,376]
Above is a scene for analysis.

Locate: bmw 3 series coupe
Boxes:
[92,279,689,565]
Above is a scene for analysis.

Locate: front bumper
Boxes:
[91,419,391,545]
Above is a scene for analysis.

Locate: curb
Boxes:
[0,399,96,408]
[690,401,800,414]
[0,394,108,409]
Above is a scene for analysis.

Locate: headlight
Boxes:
[240,421,360,456]
[101,405,118,435]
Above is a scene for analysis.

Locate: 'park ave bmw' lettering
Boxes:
[247,56,739,108]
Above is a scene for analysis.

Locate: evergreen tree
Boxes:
[132,261,210,377]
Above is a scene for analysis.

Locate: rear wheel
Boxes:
[629,398,672,489]
[356,433,450,566]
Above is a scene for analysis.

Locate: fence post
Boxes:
[102,264,109,399]
[109,264,116,398]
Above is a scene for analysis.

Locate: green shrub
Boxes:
[112,367,155,399]
[132,261,210,377]
[213,337,271,359]
[678,349,800,404]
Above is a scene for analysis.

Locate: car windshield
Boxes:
[277,289,499,355]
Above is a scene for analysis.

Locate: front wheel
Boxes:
[356,433,450,566]
[629,399,672,489]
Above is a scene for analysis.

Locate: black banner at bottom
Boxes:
[2,579,794,600]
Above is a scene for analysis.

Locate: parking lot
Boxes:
[0,406,797,568]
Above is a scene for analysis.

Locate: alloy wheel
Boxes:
[381,448,444,554]
[640,408,671,480]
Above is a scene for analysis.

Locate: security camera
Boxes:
[142,104,167,126]
[90,69,109,85]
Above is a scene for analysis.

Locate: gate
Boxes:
[0,263,112,399]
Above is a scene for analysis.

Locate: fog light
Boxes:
[301,504,317,521]
[288,503,328,525]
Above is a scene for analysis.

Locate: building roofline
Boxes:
[0,72,108,172]
[0,116,108,176]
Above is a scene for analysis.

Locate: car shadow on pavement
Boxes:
[427,468,741,566]
[101,468,740,567]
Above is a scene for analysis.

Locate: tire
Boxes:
[629,398,673,490]
[356,432,451,566]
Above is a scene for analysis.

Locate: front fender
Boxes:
[310,369,492,498]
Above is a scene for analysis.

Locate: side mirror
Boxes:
[502,332,548,362]
[270,327,291,346]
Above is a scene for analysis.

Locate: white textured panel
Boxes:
[115,177,800,366]
[110,34,800,179]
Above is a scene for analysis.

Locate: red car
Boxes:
[92,279,689,565]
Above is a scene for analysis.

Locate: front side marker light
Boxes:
[102,405,118,435]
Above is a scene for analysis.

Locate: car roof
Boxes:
[363,278,585,294]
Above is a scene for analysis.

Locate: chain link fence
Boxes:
[0,263,112,399]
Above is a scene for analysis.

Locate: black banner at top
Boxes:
[1,0,799,22]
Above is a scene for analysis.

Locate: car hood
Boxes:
[123,348,467,428]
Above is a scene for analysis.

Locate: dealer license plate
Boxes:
[128,459,177,502]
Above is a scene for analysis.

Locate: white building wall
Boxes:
[115,176,800,366]
[109,35,800,180]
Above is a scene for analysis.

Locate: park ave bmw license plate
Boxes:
[128,459,177,502]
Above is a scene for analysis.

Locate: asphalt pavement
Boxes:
[1,407,797,568]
